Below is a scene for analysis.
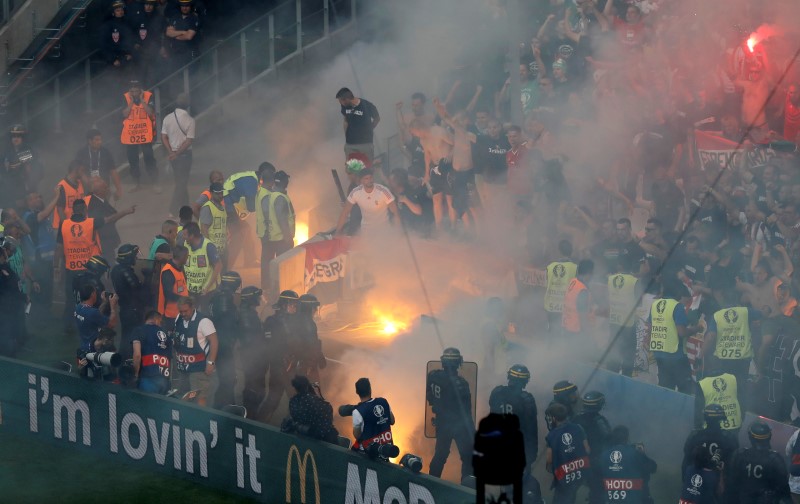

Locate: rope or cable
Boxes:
[581,45,800,392]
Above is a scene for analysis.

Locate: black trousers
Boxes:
[260,238,293,292]
[257,361,290,422]
[126,143,158,184]
[242,341,269,415]
[608,324,637,377]
[655,353,693,393]
[429,419,473,481]
[170,151,192,216]
[213,343,237,408]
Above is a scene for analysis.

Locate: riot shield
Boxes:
[424,360,478,438]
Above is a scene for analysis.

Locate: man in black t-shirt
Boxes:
[336,87,380,163]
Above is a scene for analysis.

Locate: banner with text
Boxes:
[694,130,747,171]
[0,357,473,503]
[301,237,350,291]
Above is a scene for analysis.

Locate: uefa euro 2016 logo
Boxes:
[724,309,739,324]
[286,445,320,504]
[610,450,623,464]
[554,264,566,278]
[613,275,625,289]
[656,300,667,314]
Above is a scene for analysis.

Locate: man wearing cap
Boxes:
[162,94,195,215]
[335,168,400,236]
[121,80,158,192]
[100,1,134,68]
[259,171,295,292]
[199,182,227,268]
[336,87,380,162]
[165,0,200,74]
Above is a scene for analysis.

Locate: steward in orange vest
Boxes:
[158,246,189,331]
[562,259,595,336]
[121,80,158,188]
[53,160,86,230]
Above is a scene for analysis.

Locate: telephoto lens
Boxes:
[400,454,423,473]
[338,404,357,417]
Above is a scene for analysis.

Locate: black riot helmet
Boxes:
[85,255,110,276]
[272,289,299,310]
[507,364,530,388]
[9,124,26,136]
[220,271,242,292]
[115,244,140,265]
[553,380,578,405]
[748,421,772,446]
[299,293,320,314]
[441,347,463,371]
[240,286,263,306]
[703,404,726,427]
[581,391,606,412]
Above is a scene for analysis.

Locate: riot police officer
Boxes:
[111,244,148,360]
[426,347,474,483]
[599,425,657,504]
[489,364,543,504]
[290,293,326,383]
[682,404,739,473]
[546,380,579,431]
[257,290,299,423]
[239,286,266,416]
[209,271,241,408]
[725,421,791,503]
[73,255,110,308]
[573,391,612,504]
[545,402,591,504]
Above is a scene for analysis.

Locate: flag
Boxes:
[300,236,350,290]
[694,130,747,171]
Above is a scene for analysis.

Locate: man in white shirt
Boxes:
[335,169,400,235]
[161,93,196,216]
[174,296,218,406]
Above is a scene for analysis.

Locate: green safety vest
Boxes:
[202,200,227,253]
[699,373,741,430]
[255,186,272,239]
[649,298,680,354]
[185,238,217,294]
[148,236,168,261]
[713,307,753,359]
[544,261,577,313]
[608,274,638,327]
[267,191,296,242]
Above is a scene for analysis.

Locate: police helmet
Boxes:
[111,0,125,9]
[240,286,263,305]
[85,255,110,276]
[748,421,772,443]
[115,244,139,265]
[9,124,26,136]
[220,271,242,292]
[441,347,463,368]
[272,290,300,309]
[507,364,530,386]
[178,0,194,5]
[703,404,726,423]
[299,294,320,313]
[553,380,578,403]
[581,391,606,412]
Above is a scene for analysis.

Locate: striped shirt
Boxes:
[347,183,394,230]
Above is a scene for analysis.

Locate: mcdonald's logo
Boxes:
[285,445,320,503]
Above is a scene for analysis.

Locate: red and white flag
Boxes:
[300,237,350,290]
[694,130,747,171]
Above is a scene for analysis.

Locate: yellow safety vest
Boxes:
[185,238,217,294]
[222,171,257,195]
[267,191,296,242]
[544,261,577,313]
[699,373,742,431]
[713,307,753,360]
[202,200,227,253]
[649,298,680,353]
[608,274,638,327]
[255,186,272,239]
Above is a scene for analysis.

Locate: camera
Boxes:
[338,404,357,417]
[84,351,122,367]
[281,417,311,436]
[399,453,423,473]
[366,442,400,461]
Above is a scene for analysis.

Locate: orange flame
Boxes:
[747,36,756,53]
[295,221,309,245]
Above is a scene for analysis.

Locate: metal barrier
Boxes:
[0,0,358,140]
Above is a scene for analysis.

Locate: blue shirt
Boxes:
[74,303,109,351]
[647,301,689,358]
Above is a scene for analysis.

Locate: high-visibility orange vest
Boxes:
[562,278,589,333]
[61,217,101,271]
[53,179,85,229]
[121,91,155,145]
[158,262,187,318]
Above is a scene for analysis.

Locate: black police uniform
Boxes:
[257,310,294,421]
[489,384,543,503]
[289,310,325,383]
[426,368,474,481]
[681,426,739,473]
[573,410,611,504]
[0,263,25,357]
[209,289,239,408]
[99,15,134,66]
[240,301,267,415]
[111,263,147,360]
[599,443,657,504]
[725,446,791,503]
[127,3,165,85]
[166,10,201,70]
